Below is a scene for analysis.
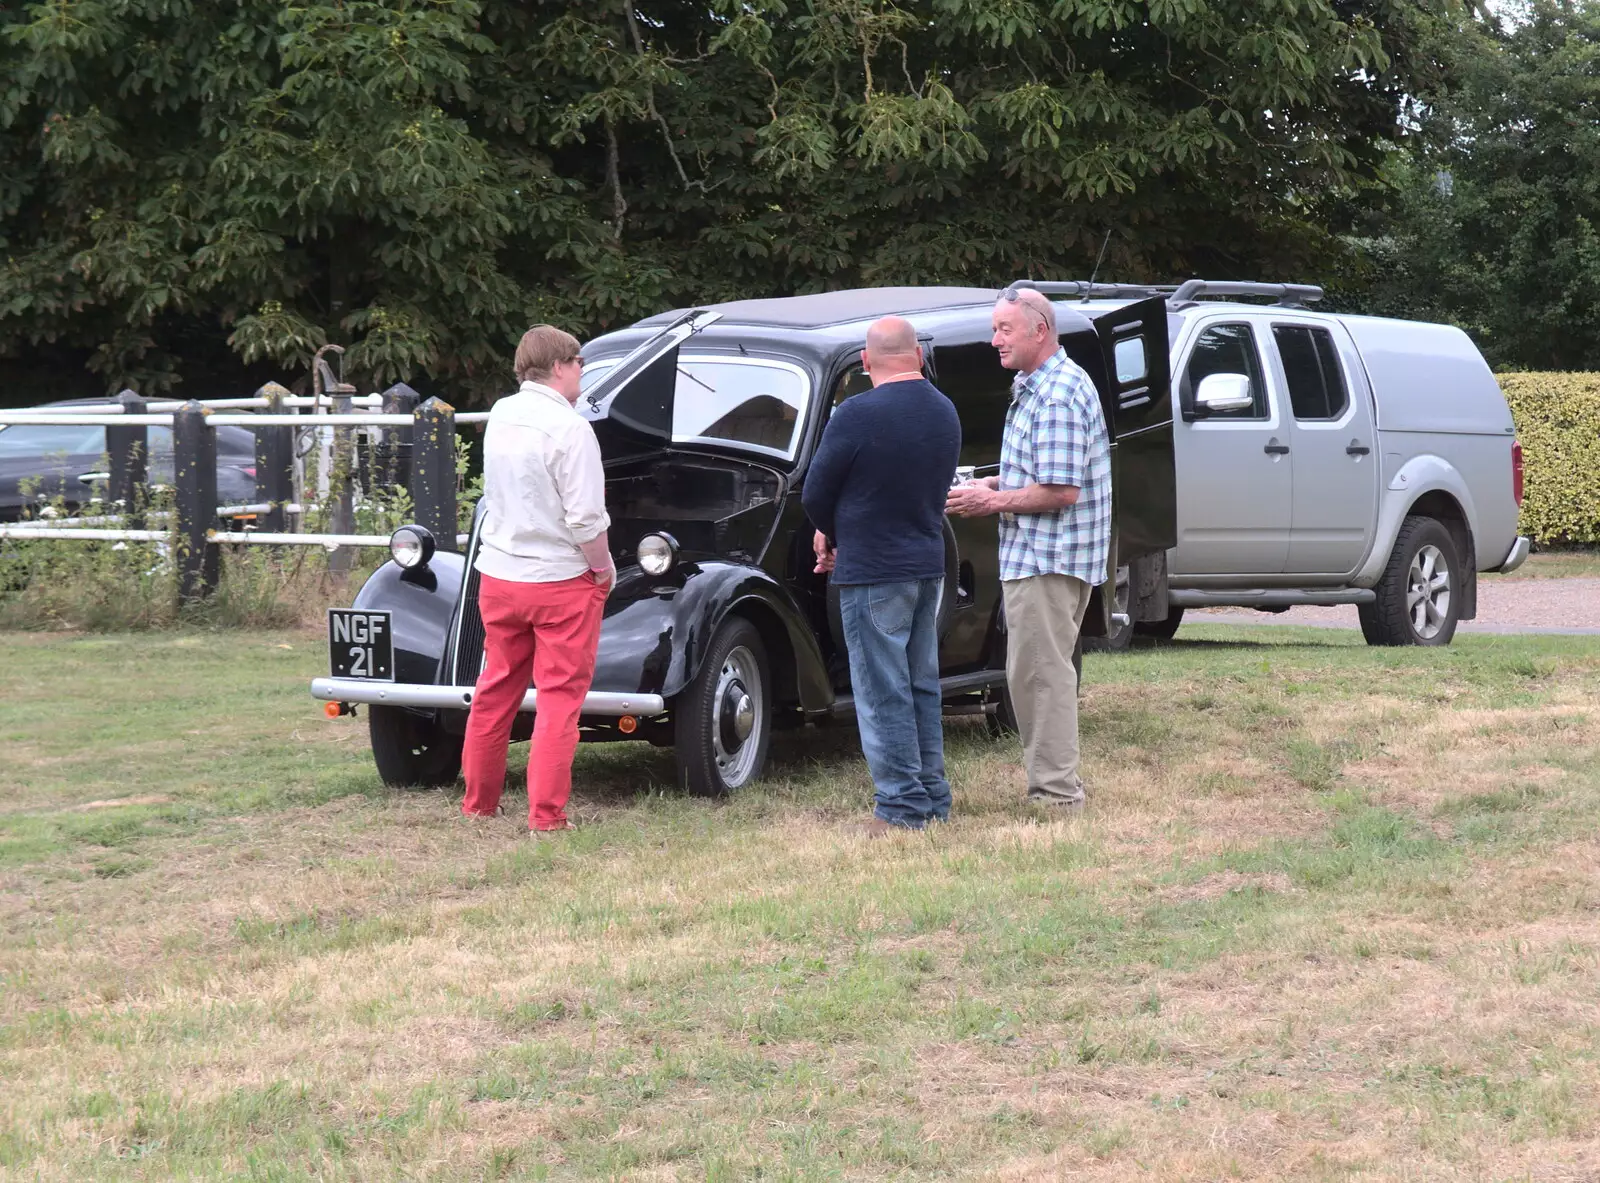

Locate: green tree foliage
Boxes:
[1,0,1455,401]
[1352,1,1600,369]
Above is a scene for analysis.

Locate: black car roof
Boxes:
[636,286,1007,331]
[594,285,1102,363]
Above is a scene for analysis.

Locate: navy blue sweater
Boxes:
[801,378,962,586]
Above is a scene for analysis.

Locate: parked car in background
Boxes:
[313,285,1177,795]
[1071,281,1529,650]
[0,398,258,521]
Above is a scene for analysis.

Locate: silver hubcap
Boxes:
[1406,544,1452,639]
[711,645,763,788]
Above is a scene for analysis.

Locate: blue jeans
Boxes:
[837,577,951,828]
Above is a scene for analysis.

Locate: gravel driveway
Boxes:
[1193,577,1600,635]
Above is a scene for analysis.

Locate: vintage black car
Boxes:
[312,285,1177,796]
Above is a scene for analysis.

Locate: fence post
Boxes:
[107,388,147,528]
[174,401,219,602]
[254,382,294,533]
[328,387,355,577]
[410,396,457,551]
[378,382,420,490]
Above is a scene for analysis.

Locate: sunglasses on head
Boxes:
[1000,286,1047,323]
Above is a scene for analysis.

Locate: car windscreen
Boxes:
[582,355,812,461]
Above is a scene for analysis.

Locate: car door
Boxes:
[0,422,109,519]
[1266,319,1379,577]
[1090,296,1176,561]
[1170,318,1291,576]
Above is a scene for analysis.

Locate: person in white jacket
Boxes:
[460,325,615,831]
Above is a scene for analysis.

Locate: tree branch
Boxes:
[604,117,626,241]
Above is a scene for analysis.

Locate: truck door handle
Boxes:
[77,471,111,484]
[1346,441,1370,456]
[1263,440,1289,456]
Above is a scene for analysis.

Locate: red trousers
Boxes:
[461,572,605,829]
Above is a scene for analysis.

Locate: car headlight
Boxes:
[389,525,436,570]
[636,532,678,577]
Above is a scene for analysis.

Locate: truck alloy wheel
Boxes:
[1083,565,1133,652]
[675,618,771,796]
[1359,515,1462,647]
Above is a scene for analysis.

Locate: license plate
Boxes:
[328,609,394,681]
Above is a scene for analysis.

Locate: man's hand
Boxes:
[946,477,1000,518]
[812,529,836,574]
[590,561,617,593]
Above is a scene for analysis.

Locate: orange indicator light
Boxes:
[324,701,343,719]
[617,715,638,734]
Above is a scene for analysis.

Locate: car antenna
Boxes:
[1082,228,1113,302]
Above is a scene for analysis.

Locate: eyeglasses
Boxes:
[1000,287,1048,325]
[563,354,584,368]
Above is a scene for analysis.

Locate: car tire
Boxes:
[674,617,772,797]
[1134,606,1185,642]
[1358,516,1462,647]
[368,705,464,788]
[1081,565,1133,653]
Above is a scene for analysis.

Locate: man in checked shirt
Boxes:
[946,286,1112,809]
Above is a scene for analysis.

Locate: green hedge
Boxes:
[1498,373,1600,545]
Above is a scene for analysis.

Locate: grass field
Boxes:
[2,625,1598,1180]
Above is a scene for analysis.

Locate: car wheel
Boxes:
[368,705,464,788]
[1134,606,1185,642]
[674,617,771,797]
[1082,565,1133,652]
[1358,516,1462,647]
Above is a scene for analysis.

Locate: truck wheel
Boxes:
[1082,565,1133,652]
[674,618,771,797]
[368,705,464,788]
[1134,607,1185,642]
[1359,516,1462,647]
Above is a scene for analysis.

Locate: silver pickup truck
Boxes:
[1071,281,1529,648]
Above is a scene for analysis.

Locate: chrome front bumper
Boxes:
[1495,535,1532,574]
[310,677,666,717]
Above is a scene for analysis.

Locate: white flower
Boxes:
[38,506,57,519]
[112,542,127,551]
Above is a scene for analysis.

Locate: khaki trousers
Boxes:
[1002,574,1092,804]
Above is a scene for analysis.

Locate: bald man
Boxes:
[947,286,1111,811]
[802,316,962,834]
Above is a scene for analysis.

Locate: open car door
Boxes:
[580,310,721,450]
[1092,296,1176,558]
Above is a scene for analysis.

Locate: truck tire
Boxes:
[1134,607,1185,642]
[1359,516,1462,647]
[1082,565,1133,652]
[368,705,464,788]
[674,617,772,797]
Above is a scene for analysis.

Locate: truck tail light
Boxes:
[1511,440,1524,507]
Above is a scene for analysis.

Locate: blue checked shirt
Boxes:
[998,349,1112,584]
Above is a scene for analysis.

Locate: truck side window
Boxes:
[832,365,872,406]
[1184,323,1267,419]
[1273,325,1349,420]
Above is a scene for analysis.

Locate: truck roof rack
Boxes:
[1010,280,1179,300]
[1168,280,1323,309]
[1007,278,1325,309]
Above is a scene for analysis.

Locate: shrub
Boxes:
[1498,372,1600,545]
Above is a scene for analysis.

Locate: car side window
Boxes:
[832,365,872,406]
[0,423,107,458]
[930,342,1012,466]
[1273,325,1349,421]
[1184,323,1268,419]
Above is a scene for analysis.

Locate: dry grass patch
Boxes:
[2,624,1600,1178]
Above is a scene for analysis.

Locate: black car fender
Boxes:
[592,560,832,712]
[351,551,467,686]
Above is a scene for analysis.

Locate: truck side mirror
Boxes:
[1194,373,1254,415]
